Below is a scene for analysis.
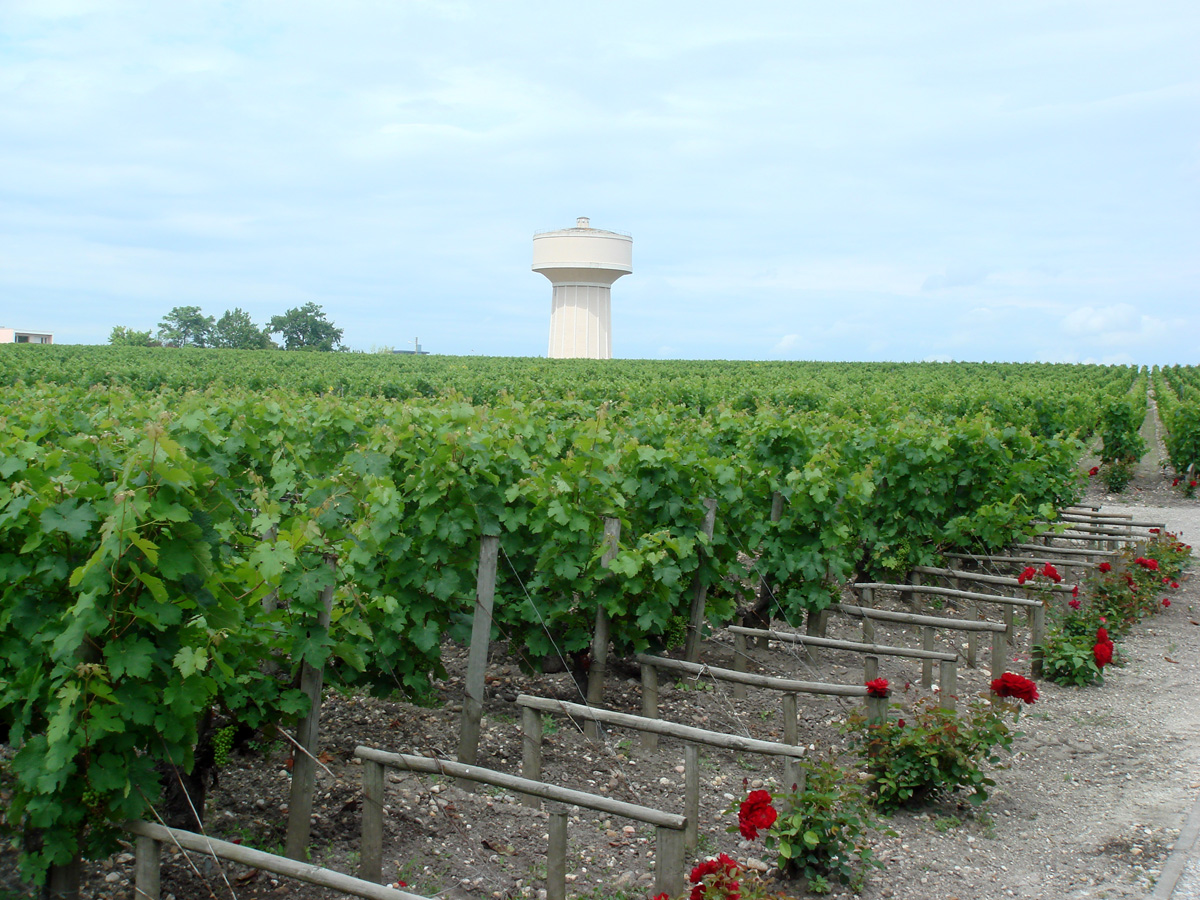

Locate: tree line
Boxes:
[110,303,344,351]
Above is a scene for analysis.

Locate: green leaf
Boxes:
[40,500,98,541]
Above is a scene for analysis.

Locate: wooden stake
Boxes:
[640,664,660,751]
[134,836,160,900]
[991,630,1007,679]
[921,626,935,689]
[750,491,785,648]
[520,706,544,808]
[286,554,337,861]
[684,499,719,662]
[547,807,568,900]
[1031,604,1046,678]
[656,824,687,897]
[939,659,957,711]
[585,518,622,739]
[457,535,500,789]
[360,759,385,883]
[684,743,699,854]
[732,631,748,700]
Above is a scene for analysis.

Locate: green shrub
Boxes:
[843,696,1020,812]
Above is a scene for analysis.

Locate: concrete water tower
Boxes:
[533,217,632,359]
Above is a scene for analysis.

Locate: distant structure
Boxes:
[0,327,53,344]
[533,217,632,359]
[393,337,428,355]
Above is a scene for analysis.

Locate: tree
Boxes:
[212,308,274,349]
[158,306,215,348]
[268,303,344,351]
[108,326,156,347]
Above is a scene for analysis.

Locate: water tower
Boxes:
[533,217,632,359]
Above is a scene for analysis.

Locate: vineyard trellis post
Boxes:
[286,553,338,861]
[457,534,500,789]
[684,498,719,662]
[584,517,621,740]
[746,490,785,648]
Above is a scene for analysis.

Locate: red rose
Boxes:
[1174,478,1181,486]
[865,678,890,698]
[1069,599,1081,610]
[1072,584,1079,598]
[1017,565,1037,586]
[1150,528,1161,534]
[897,718,906,727]
[1094,640,1114,668]
[1096,626,1109,644]
[690,854,740,900]
[1191,480,1198,488]
[1041,563,1062,583]
[737,790,778,840]
[1089,466,1099,476]
[1172,581,1180,589]
[1163,598,1171,607]
[1098,562,1112,573]
[990,672,1039,704]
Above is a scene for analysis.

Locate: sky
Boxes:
[1,1,1198,365]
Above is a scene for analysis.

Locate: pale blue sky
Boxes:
[2,1,1197,364]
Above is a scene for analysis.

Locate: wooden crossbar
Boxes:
[515,694,805,849]
[124,820,426,900]
[727,625,957,662]
[355,748,685,898]
[1013,543,1116,557]
[911,565,1076,593]
[944,553,1099,570]
[855,581,1045,607]
[728,624,959,707]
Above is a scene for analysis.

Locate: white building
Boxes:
[533,217,632,359]
[0,327,53,344]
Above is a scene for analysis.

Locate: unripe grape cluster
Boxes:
[213,724,237,768]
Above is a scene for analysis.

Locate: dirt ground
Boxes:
[5,423,1200,900]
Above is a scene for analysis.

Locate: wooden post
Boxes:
[921,626,935,689]
[939,659,957,711]
[815,608,829,638]
[782,693,798,747]
[860,588,875,643]
[966,607,980,669]
[1003,604,1016,648]
[947,558,960,593]
[863,655,885,718]
[46,859,82,900]
[751,491,786,648]
[991,629,1007,679]
[287,553,337,861]
[684,743,699,854]
[520,706,544,808]
[656,825,687,897]
[910,570,922,607]
[1031,604,1046,678]
[640,664,660,751]
[732,631,748,700]
[457,535,500,789]
[134,836,160,900]
[360,759,385,883]
[684,499,719,662]
[585,518,622,739]
[547,807,568,900]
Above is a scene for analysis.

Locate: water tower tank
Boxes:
[533,217,632,359]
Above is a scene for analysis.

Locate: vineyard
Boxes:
[2,347,1200,898]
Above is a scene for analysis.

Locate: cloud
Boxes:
[773,334,799,353]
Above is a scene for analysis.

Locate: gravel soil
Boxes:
[5,456,1200,900]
